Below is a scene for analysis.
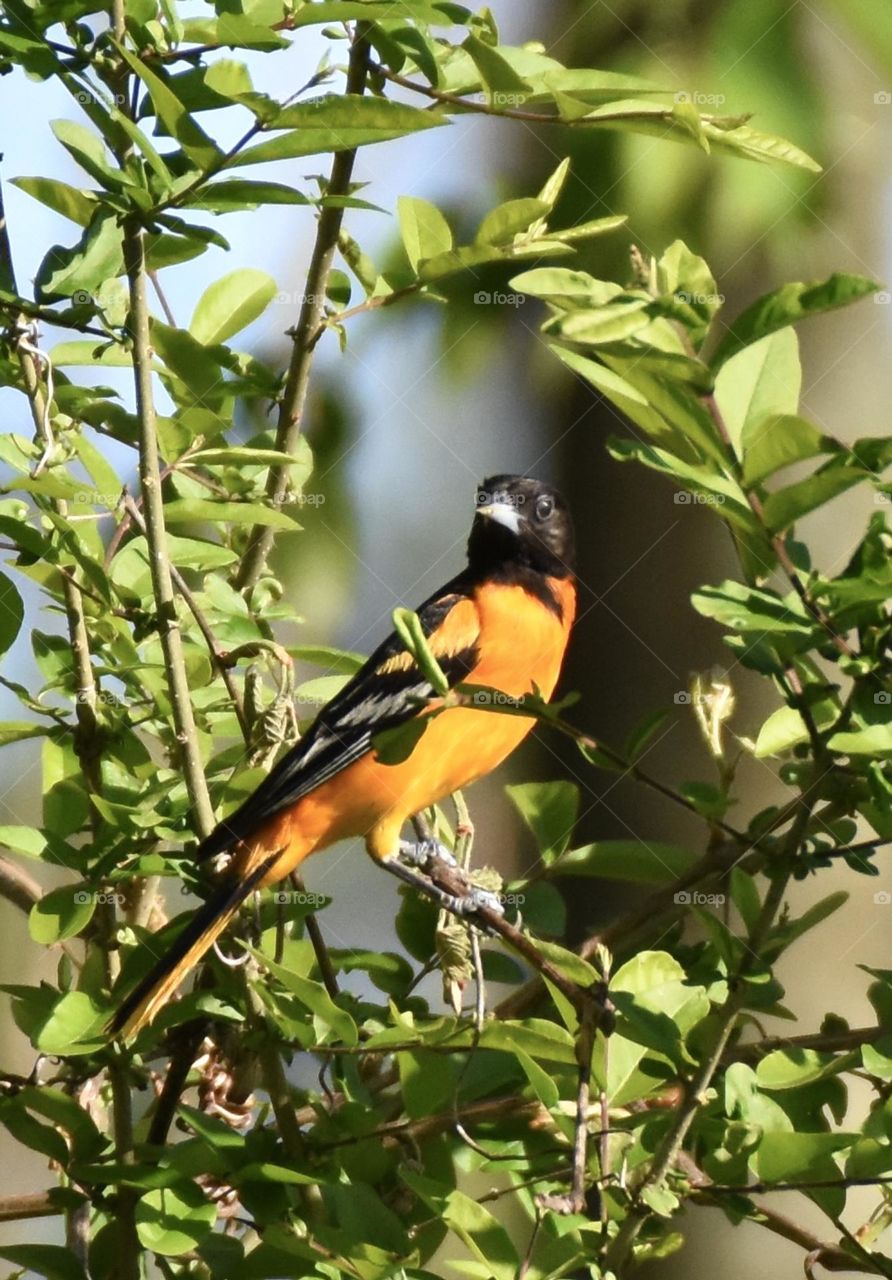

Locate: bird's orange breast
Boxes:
[251,577,576,879]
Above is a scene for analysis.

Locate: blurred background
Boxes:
[1,0,890,1273]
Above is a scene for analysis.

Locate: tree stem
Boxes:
[122,222,215,837]
[236,22,371,592]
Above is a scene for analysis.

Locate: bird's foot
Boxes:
[398,837,456,869]
[384,848,504,920]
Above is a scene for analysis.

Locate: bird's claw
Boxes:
[398,838,456,869]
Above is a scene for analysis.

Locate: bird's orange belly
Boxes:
[254,579,575,881]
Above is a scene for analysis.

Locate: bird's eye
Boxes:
[535,495,554,522]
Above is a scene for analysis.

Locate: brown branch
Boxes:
[369,59,676,129]
[692,1191,878,1274]
[605,809,807,1273]
[121,221,215,837]
[235,22,373,592]
[0,1191,70,1223]
[727,1025,881,1065]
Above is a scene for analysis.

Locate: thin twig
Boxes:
[604,791,815,1273]
[236,22,373,591]
[122,495,247,735]
[0,1191,69,1223]
[121,221,215,836]
[727,1024,880,1064]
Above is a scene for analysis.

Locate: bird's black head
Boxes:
[466,474,575,583]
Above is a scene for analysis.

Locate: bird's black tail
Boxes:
[110,860,272,1039]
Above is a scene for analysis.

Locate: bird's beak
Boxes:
[476,501,521,533]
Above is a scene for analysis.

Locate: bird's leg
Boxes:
[388,839,505,919]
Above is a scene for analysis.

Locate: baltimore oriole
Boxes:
[112,474,576,1037]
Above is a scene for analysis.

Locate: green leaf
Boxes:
[257,952,358,1045]
[398,196,453,270]
[163,499,300,529]
[0,825,48,858]
[12,989,105,1056]
[713,328,802,458]
[754,700,838,757]
[741,413,835,485]
[756,1049,846,1090]
[828,724,892,755]
[398,1048,456,1118]
[475,197,550,246]
[506,780,578,864]
[711,275,879,369]
[552,345,676,445]
[0,723,48,748]
[289,644,365,675]
[392,606,449,694]
[760,460,868,532]
[0,1245,87,1280]
[110,534,236,598]
[116,42,222,170]
[373,715,431,765]
[232,95,447,166]
[50,119,124,191]
[600,950,709,1106]
[514,1046,561,1108]
[38,211,124,302]
[0,571,24,656]
[29,885,96,944]
[151,321,224,408]
[755,1131,855,1183]
[462,33,531,101]
[550,840,699,884]
[701,118,822,172]
[188,178,311,212]
[189,268,277,345]
[12,176,95,227]
[691,581,814,635]
[441,1188,520,1280]
[135,1185,217,1256]
[552,295,653,345]
[606,439,756,528]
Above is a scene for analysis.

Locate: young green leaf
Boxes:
[189,268,277,345]
[711,274,879,369]
[398,196,453,269]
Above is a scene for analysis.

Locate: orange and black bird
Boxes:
[112,475,576,1037]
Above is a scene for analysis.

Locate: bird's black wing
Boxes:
[197,578,479,860]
